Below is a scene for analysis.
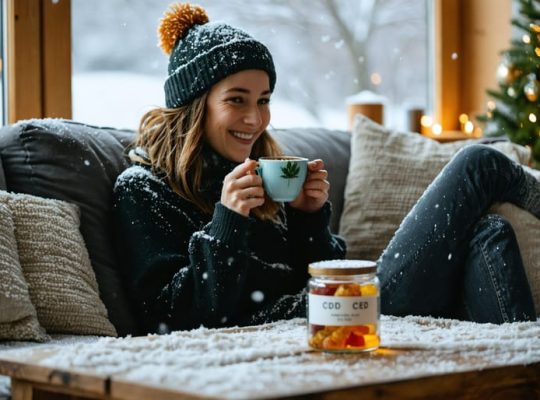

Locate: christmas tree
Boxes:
[478,0,540,166]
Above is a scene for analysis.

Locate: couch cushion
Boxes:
[0,156,6,190]
[340,115,540,313]
[0,119,137,336]
[0,203,48,342]
[270,128,350,233]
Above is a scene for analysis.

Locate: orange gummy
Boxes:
[334,283,362,296]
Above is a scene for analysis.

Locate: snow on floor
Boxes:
[2,316,540,399]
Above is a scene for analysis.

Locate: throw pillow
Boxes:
[340,115,540,313]
[0,203,48,341]
[340,116,474,261]
[0,191,117,336]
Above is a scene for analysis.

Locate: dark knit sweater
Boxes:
[112,146,346,334]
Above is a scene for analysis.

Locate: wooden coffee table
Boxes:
[1,348,539,400]
[1,317,539,399]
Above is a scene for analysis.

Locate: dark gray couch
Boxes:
[0,119,351,336]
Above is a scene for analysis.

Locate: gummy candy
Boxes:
[308,283,379,352]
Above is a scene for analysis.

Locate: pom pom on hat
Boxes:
[158,3,209,55]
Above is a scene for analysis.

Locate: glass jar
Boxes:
[307,260,380,352]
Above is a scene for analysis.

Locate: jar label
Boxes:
[308,294,378,326]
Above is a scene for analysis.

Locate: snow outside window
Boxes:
[71,0,429,131]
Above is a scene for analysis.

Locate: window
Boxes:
[71,0,430,131]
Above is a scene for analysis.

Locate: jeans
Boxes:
[379,144,537,323]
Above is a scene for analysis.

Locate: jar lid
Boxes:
[308,260,377,276]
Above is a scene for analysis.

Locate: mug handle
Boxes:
[254,163,262,177]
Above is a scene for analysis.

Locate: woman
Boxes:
[113,3,345,334]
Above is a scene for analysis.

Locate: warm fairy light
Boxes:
[419,114,483,138]
[530,113,537,123]
[370,73,382,85]
[487,101,496,111]
[464,121,474,135]
[420,115,433,127]
[522,34,531,44]
[432,123,442,135]
[451,52,458,60]
[531,23,540,33]
[536,47,540,57]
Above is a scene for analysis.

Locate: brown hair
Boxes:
[134,93,283,221]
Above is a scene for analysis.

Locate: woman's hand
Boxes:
[221,159,265,217]
[289,159,329,213]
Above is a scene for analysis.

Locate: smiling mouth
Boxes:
[230,130,255,141]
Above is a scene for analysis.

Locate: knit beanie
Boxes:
[158,3,276,108]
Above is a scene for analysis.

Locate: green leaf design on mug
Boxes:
[281,161,300,186]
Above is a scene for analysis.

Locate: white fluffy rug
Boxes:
[2,316,540,399]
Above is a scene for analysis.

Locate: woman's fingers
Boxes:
[221,159,265,217]
[228,158,258,179]
[305,169,328,182]
[308,159,324,171]
[234,172,263,190]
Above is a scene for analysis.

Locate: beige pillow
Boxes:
[339,115,540,311]
[0,191,117,337]
[340,116,474,261]
[0,203,48,341]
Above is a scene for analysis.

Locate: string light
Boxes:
[420,115,433,128]
[432,123,442,135]
[522,34,531,44]
[464,121,474,135]
[529,113,537,123]
[419,114,482,138]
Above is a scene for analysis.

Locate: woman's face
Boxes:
[204,69,271,162]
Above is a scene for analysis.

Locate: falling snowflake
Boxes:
[251,291,265,303]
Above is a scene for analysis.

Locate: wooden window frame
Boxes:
[434,0,512,132]
[4,0,511,129]
[6,0,71,123]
